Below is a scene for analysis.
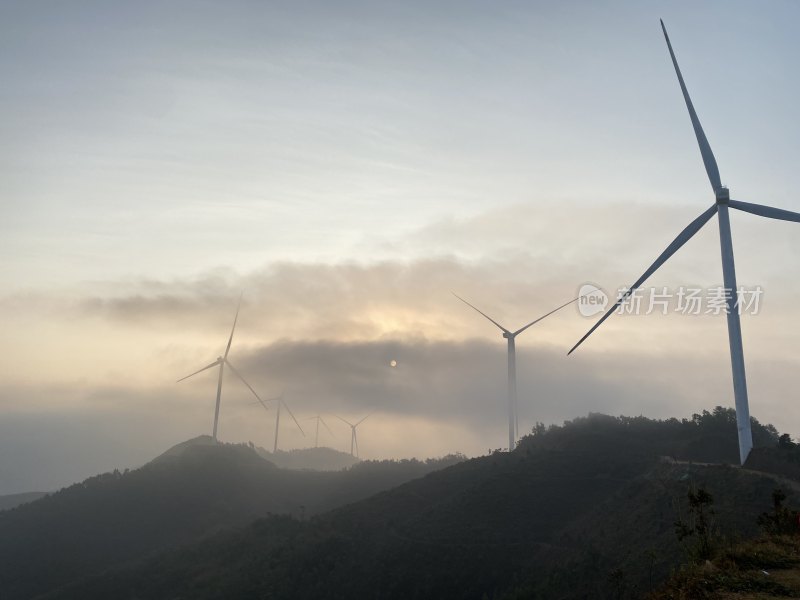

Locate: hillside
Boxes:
[254,446,360,470]
[649,535,800,599]
[147,433,219,463]
[41,408,800,600]
[0,491,48,512]
[0,437,462,600]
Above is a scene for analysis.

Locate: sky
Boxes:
[2,0,800,494]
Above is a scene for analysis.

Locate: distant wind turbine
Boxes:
[335,414,371,458]
[305,414,335,448]
[454,292,593,452]
[569,21,800,466]
[177,295,263,441]
[270,394,305,453]
[251,391,282,434]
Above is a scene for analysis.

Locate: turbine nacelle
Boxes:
[570,22,800,465]
[453,290,591,451]
[176,294,262,441]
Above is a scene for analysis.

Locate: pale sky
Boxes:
[2,0,800,494]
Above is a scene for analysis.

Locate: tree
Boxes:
[758,488,799,535]
[674,486,717,561]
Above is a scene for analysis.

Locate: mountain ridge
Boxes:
[0,436,463,600]
[38,408,800,600]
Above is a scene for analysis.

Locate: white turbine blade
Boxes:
[223,359,264,404]
[728,199,800,224]
[452,292,510,334]
[223,292,243,359]
[176,358,220,383]
[281,401,306,436]
[252,394,282,405]
[355,413,372,427]
[512,288,599,337]
[334,414,355,427]
[259,393,283,416]
[568,204,718,355]
[661,20,723,194]
[319,417,336,438]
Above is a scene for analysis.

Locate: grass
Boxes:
[650,536,800,599]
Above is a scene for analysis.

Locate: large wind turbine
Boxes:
[270,394,305,453]
[335,414,371,457]
[454,292,592,452]
[306,414,335,448]
[177,296,263,441]
[569,21,800,465]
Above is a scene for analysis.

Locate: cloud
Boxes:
[3,329,794,496]
[2,200,800,493]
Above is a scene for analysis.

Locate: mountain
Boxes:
[147,433,219,463]
[0,492,48,512]
[40,408,800,600]
[254,446,360,470]
[0,436,463,600]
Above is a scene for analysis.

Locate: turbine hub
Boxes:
[715,187,730,203]
[502,332,512,339]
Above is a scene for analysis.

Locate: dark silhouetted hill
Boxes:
[254,446,360,470]
[0,491,48,512]
[0,436,463,599]
[40,408,800,600]
[147,433,219,464]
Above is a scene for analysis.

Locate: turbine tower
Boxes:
[306,414,335,448]
[269,394,305,453]
[569,21,800,465]
[335,414,371,458]
[454,292,592,452]
[177,295,263,441]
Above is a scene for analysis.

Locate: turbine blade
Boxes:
[224,359,264,404]
[223,292,243,359]
[513,287,600,337]
[252,399,270,413]
[355,412,372,427]
[661,19,723,193]
[728,199,800,224]
[568,203,718,355]
[281,401,306,436]
[176,358,220,383]
[253,393,283,413]
[452,293,510,334]
[320,417,336,438]
[334,414,354,427]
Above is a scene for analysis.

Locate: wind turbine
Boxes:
[454,292,594,452]
[335,414,371,458]
[569,21,800,465]
[177,295,263,441]
[270,394,305,453]
[305,414,335,448]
